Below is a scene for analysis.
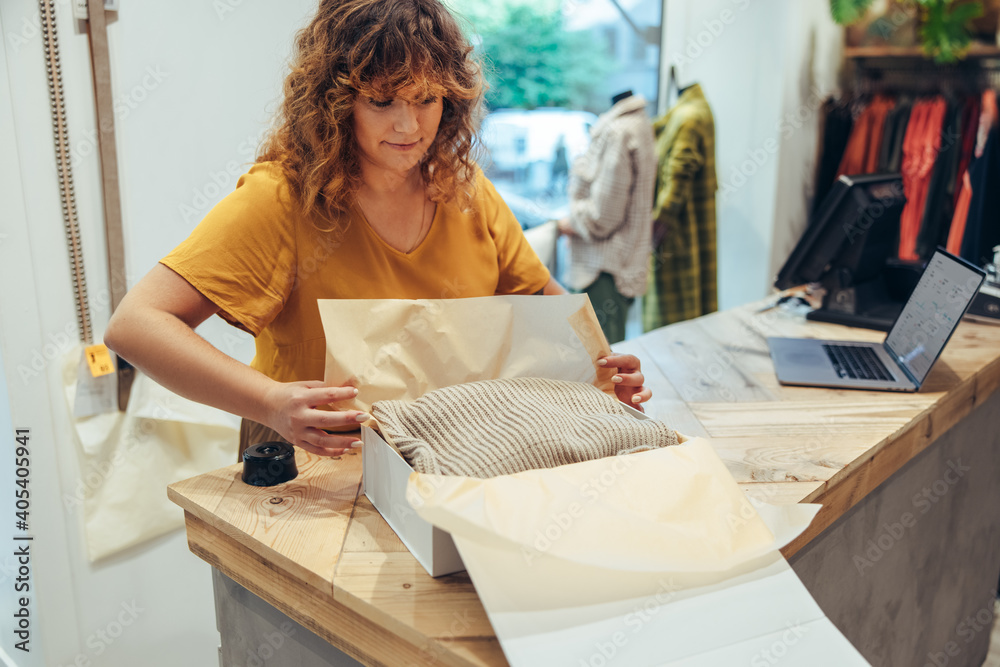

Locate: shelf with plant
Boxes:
[831,0,987,63]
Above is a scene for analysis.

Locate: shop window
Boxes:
[453,0,663,228]
[605,26,619,59]
[631,33,647,62]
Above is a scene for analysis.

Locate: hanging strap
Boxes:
[39,0,93,346]
[85,0,134,410]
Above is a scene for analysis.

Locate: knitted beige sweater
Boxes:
[371,377,679,478]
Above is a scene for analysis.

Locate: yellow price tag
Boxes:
[85,344,116,377]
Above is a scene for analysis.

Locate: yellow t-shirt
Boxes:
[161,162,550,384]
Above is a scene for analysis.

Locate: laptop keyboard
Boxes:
[822,344,894,382]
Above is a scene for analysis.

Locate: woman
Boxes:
[105,0,650,458]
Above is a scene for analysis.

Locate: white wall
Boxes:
[0,1,314,665]
[1,8,82,662]
[660,0,842,310]
[769,1,844,284]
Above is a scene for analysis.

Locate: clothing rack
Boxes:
[810,50,1000,276]
[849,53,1000,95]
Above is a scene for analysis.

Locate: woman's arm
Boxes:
[104,264,367,456]
[541,276,568,295]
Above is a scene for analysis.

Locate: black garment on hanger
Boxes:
[916,97,963,259]
[961,124,1000,264]
[813,98,854,216]
[878,96,912,173]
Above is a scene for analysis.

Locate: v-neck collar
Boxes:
[354,199,439,257]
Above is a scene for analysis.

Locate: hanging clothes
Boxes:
[877,96,912,173]
[814,87,997,265]
[960,123,1000,264]
[898,97,947,261]
[947,171,973,255]
[915,98,963,258]
[949,90,997,256]
[836,95,895,178]
[813,98,854,214]
[643,83,717,331]
[952,95,982,209]
[975,89,998,158]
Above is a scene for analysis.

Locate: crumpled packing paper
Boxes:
[406,439,819,609]
[406,442,869,666]
[318,294,868,664]
[63,346,238,561]
[318,294,615,414]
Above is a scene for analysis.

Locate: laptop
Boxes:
[768,249,986,392]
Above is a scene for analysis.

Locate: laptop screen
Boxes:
[885,250,985,386]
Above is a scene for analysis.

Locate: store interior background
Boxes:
[0,0,849,664]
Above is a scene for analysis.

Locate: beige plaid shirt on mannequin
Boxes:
[564,94,657,298]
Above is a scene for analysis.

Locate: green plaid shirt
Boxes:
[643,84,718,331]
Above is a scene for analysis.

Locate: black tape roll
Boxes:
[242,441,298,487]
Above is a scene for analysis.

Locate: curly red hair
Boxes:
[258,0,485,229]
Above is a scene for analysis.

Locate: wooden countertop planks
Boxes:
[168,450,363,594]
[613,337,709,437]
[169,301,1000,665]
[333,497,501,661]
[170,452,505,666]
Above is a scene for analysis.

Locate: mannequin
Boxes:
[612,89,633,105]
[557,90,657,344]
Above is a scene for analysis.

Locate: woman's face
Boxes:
[352,83,444,178]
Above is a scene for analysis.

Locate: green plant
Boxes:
[831,0,877,24]
[453,0,614,111]
[830,0,984,62]
[918,0,984,62]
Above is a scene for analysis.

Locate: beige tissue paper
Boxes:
[406,439,819,607]
[405,442,869,666]
[318,294,615,413]
[321,293,868,664]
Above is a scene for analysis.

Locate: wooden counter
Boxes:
[169,302,1000,667]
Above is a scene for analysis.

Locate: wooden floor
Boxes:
[985,600,1000,666]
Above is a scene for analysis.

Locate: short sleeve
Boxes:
[476,173,551,294]
[160,163,299,336]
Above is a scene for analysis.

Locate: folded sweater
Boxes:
[371,377,679,478]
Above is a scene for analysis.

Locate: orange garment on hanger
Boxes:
[836,95,896,178]
[947,171,972,255]
[898,97,947,261]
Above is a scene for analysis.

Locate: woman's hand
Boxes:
[556,217,578,237]
[105,265,370,458]
[599,353,651,411]
[264,381,370,457]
